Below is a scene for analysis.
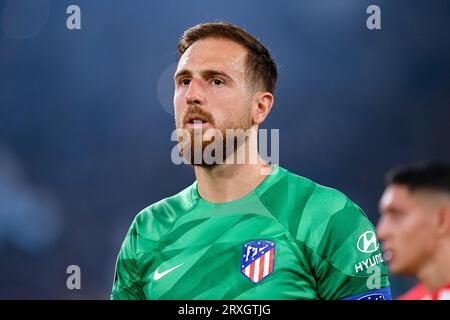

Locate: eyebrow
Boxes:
[174,69,234,83]
[379,205,403,215]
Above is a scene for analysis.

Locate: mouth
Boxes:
[382,247,393,262]
[185,116,209,129]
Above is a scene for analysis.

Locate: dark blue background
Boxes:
[0,0,449,298]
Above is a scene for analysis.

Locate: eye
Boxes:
[211,79,224,86]
[179,78,191,86]
[388,211,405,222]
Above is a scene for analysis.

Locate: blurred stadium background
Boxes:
[0,0,449,299]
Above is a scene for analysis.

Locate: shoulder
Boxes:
[398,284,427,300]
[279,168,382,267]
[291,170,361,215]
[273,167,366,225]
[288,170,370,248]
[262,167,372,250]
[130,183,198,243]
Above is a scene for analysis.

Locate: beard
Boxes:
[175,105,253,167]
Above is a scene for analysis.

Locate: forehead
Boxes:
[176,37,248,75]
[379,184,418,210]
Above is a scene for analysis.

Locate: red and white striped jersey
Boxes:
[399,283,450,300]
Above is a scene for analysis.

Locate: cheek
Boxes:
[213,87,246,106]
[224,92,252,118]
[174,90,186,118]
[208,90,243,121]
[398,218,435,253]
[174,89,184,106]
[400,218,425,239]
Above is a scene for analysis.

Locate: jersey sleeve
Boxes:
[309,199,390,300]
[111,219,146,300]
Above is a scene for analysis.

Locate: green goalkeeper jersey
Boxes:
[111,165,390,300]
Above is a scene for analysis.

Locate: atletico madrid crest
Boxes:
[241,240,275,283]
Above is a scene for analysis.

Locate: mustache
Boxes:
[182,106,215,126]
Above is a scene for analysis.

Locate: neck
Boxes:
[194,155,272,203]
[416,241,450,292]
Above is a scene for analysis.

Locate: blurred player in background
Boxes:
[111,22,390,300]
[377,162,450,300]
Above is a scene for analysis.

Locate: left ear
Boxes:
[436,205,450,236]
[252,92,274,125]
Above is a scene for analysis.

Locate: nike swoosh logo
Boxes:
[153,263,184,280]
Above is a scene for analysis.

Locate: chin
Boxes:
[192,163,219,169]
[389,262,414,276]
[388,264,401,275]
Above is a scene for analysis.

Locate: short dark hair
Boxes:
[385,162,450,193]
[177,22,278,94]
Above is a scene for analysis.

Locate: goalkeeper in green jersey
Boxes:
[111,22,391,300]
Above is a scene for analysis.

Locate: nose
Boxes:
[185,79,204,106]
[376,216,389,242]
